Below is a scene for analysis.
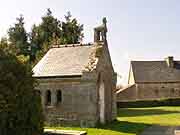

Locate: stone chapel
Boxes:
[33,18,117,127]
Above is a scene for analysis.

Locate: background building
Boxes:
[117,56,180,102]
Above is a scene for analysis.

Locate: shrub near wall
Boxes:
[0,49,44,135]
[117,98,180,108]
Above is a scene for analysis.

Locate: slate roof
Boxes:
[33,44,95,78]
[131,60,180,83]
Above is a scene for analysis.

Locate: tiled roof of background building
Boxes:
[131,60,180,83]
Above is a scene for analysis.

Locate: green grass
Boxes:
[46,106,180,135]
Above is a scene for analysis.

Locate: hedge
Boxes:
[117,98,180,108]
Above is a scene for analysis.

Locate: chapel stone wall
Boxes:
[36,78,98,127]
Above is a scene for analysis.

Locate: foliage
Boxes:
[0,37,16,54]
[61,11,84,44]
[31,42,50,67]
[39,8,61,44]
[46,106,180,135]
[1,9,84,63]
[8,15,29,55]
[0,49,44,135]
[117,98,180,108]
[17,55,30,64]
[29,9,84,63]
[30,9,61,49]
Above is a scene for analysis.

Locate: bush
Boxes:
[0,49,44,135]
[117,98,180,108]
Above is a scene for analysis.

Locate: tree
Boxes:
[61,11,84,44]
[38,8,61,45]
[0,37,9,51]
[8,14,29,55]
[0,37,18,55]
[29,9,84,63]
[29,9,61,62]
[0,49,44,135]
[29,25,42,62]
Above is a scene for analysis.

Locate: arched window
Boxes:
[34,89,41,96]
[46,90,51,105]
[37,90,41,95]
[57,90,62,103]
[155,89,159,95]
[171,88,175,94]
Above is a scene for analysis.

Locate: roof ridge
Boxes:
[51,43,93,48]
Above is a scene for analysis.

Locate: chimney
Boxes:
[165,56,174,68]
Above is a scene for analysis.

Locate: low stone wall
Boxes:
[117,83,180,102]
[44,129,87,135]
[175,130,180,135]
[137,83,180,100]
[116,84,137,102]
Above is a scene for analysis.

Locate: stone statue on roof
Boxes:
[94,17,107,42]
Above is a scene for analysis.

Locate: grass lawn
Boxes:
[46,106,180,135]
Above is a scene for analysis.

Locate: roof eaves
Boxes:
[33,75,82,79]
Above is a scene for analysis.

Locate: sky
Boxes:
[0,0,180,85]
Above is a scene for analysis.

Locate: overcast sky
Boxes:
[0,0,180,85]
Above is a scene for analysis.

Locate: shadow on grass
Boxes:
[45,120,152,135]
[46,120,151,135]
[97,120,151,135]
[118,108,180,117]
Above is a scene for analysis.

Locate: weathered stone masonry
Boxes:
[36,75,98,127]
[33,18,117,127]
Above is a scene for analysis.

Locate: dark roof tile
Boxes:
[131,60,180,83]
[33,44,95,77]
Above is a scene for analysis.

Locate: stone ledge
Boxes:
[175,130,180,135]
[44,129,87,135]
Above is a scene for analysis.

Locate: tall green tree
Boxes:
[38,8,61,45]
[29,9,84,63]
[0,37,9,51]
[8,15,29,55]
[29,9,61,62]
[61,11,84,44]
[0,49,44,135]
[29,24,42,62]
